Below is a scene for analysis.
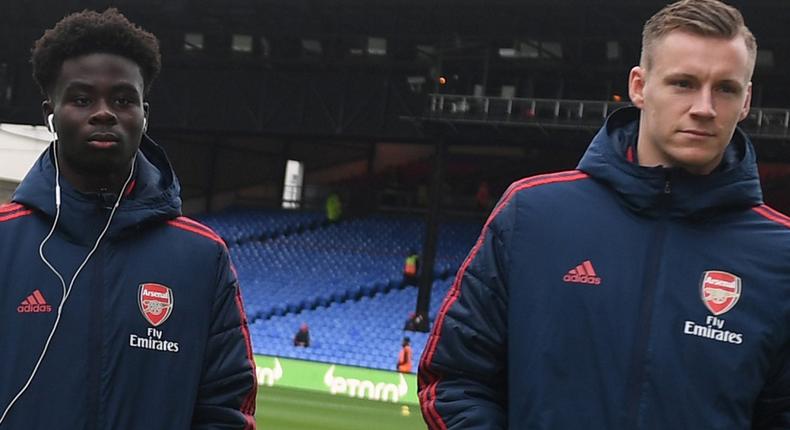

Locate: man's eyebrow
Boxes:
[663,73,698,81]
[716,78,746,89]
[62,80,141,93]
[111,82,143,93]
[663,73,745,87]
[61,81,94,92]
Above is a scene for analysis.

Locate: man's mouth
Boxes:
[86,133,120,148]
[679,129,715,137]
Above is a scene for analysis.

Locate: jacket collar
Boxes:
[13,135,182,244]
[577,107,762,218]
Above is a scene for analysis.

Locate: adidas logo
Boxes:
[563,260,602,285]
[17,289,53,313]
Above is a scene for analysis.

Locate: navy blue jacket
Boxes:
[419,107,790,429]
[0,137,257,429]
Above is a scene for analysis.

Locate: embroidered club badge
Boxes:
[700,271,741,316]
[138,283,174,326]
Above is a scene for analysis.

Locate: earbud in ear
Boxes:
[142,117,148,133]
[47,114,55,133]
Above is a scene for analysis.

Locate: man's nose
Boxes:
[88,99,118,124]
[689,87,716,119]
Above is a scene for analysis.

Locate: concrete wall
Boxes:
[0,123,49,204]
[0,180,16,203]
[0,123,49,183]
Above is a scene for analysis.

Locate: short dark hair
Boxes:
[31,8,161,96]
[641,0,757,72]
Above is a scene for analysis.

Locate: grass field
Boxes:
[256,385,427,430]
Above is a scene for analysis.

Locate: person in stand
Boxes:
[419,1,790,429]
[0,9,256,429]
[325,192,342,223]
[403,248,420,286]
[293,323,311,347]
[397,337,413,373]
[475,180,492,212]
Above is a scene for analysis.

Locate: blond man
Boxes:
[419,1,789,428]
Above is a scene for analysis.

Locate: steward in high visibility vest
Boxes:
[397,337,413,373]
[403,250,419,286]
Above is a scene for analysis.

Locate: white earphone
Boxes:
[46,113,57,141]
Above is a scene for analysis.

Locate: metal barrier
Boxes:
[427,93,790,139]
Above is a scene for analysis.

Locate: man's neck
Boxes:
[60,164,132,195]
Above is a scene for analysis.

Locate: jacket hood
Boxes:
[13,135,181,244]
[577,107,762,218]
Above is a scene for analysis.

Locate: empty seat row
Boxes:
[248,279,454,372]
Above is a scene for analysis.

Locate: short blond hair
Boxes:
[641,0,757,72]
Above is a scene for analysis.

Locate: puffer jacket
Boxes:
[0,136,257,429]
[419,107,790,430]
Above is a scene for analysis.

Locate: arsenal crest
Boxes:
[700,270,741,316]
[138,283,174,326]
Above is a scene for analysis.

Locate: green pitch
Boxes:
[256,385,427,430]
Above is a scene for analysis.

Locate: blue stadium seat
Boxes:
[200,211,481,371]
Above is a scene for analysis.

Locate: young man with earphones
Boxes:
[0,9,257,429]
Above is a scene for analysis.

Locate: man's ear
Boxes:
[628,66,646,109]
[739,82,752,122]
[42,100,53,125]
[143,102,150,132]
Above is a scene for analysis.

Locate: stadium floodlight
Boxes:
[301,39,322,56]
[516,40,540,58]
[499,39,562,59]
[232,34,253,54]
[367,37,387,56]
[542,42,562,59]
[184,33,204,51]
[498,48,516,58]
[407,76,426,93]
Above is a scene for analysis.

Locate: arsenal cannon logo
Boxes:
[138,283,174,326]
[700,271,741,316]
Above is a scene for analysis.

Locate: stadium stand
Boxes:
[249,279,453,371]
[220,213,477,321]
[200,209,479,371]
[198,208,326,244]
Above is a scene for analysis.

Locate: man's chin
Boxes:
[663,143,725,175]
[70,159,133,178]
[674,155,722,175]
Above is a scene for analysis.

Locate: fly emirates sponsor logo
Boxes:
[129,283,180,353]
[683,270,744,345]
[129,327,180,353]
[683,315,743,345]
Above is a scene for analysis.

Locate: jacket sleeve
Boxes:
[418,198,513,429]
[752,346,790,430]
[192,246,258,429]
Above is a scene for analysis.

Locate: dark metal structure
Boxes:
[2,1,788,326]
[2,0,789,136]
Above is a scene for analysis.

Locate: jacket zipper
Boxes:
[625,174,671,428]
[86,241,105,430]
